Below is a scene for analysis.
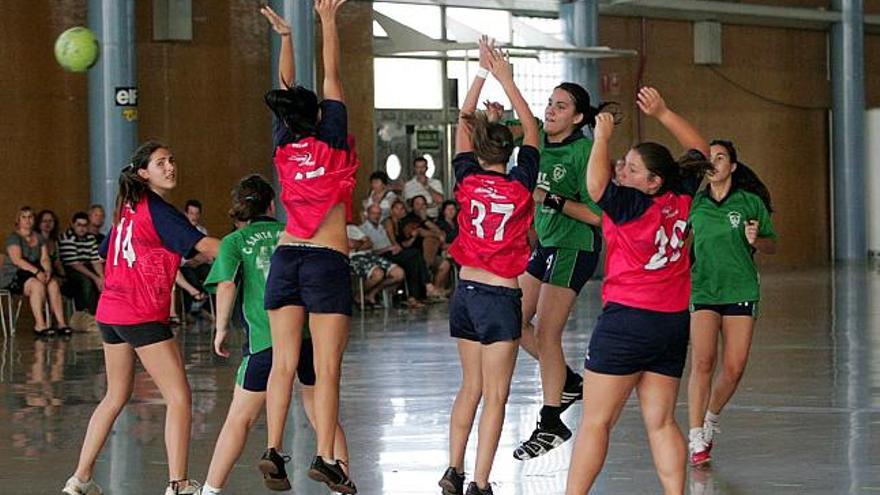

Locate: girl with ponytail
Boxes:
[686,139,777,467]
[63,140,220,495]
[501,80,610,461]
[439,37,540,495]
[257,2,358,493]
[566,87,710,495]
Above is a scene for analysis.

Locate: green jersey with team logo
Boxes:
[689,188,776,305]
[534,131,602,251]
[204,217,288,355]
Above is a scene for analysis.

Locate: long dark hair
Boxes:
[36,209,60,241]
[632,143,712,194]
[265,85,319,143]
[115,140,168,222]
[711,139,773,213]
[555,82,616,133]
[462,111,514,165]
[229,174,275,223]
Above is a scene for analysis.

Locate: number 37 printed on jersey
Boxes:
[470,199,514,241]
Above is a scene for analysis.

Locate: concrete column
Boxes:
[831,0,866,260]
[88,0,137,214]
[560,0,600,102]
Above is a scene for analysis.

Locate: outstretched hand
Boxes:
[260,5,291,35]
[478,35,494,69]
[315,0,347,19]
[485,44,513,83]
[637,86,669,118]
[593,112,615,141]
[484,100,504,122]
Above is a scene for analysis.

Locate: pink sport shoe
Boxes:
[689,437,712,467]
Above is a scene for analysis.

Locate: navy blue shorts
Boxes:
[235,339,316,392]
[264,244,353,316]
[450,280,522,344]
[525,243,599,294]
[690,301,759,318]
[585,303,690,378]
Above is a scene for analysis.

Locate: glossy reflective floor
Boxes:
[1,265,879,494]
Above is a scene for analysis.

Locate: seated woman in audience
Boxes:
[362,204,429,308]
[37,209,66,283]
[346,223,404,308]
[362,170,398,221]
[436,200,460,245]
[385,199,446,300]
[400,196,451,297]
[1,206,71,336]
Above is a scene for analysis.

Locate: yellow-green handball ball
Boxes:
[54,26,99,73]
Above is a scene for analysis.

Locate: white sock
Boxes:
[201,483,222,494]
[688,427,703,441]
[705,410,720,425]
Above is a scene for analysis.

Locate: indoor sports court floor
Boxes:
[1,265,878,494]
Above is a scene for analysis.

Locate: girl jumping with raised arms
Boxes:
[566,88,711,495]
[438,37,540,495]
[258,1,358,493]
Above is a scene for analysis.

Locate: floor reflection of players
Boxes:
[11,338,67,458]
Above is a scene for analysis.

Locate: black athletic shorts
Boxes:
[98,321,174,348]
[525,243,599,294]
[690,301,759,318]
[236,339,315,392]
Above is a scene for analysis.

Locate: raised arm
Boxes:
[316,0,347,102]
[637,87,709,158]
[260,6,294,88]
[486,45,538,149]
[455,36,492,154]
[586,113,616,203]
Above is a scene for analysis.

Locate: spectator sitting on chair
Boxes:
[58,211,104,314]
[363,170,398,222]
[1,206,71,336]
[37,209,66,285]
[435,199,460,245]
[87,204,106,244]
[347,223,404,308]
[403,156,444,218]
[361,203,427,308]
[180,199,212,315]
[402,195,451,296]
[385,200,447,301]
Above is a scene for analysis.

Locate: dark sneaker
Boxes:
[308,456,357,494]
[258,448,291,491]
[438,467,465,495]
[465,482,494,495]
[513,421,572,460]
[559,374,584,413]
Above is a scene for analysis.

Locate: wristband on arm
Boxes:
[543,193,567,212]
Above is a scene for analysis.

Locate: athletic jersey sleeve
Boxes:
[98,234,109,258]
[147,193,206,258]
[597,181,653,225]
[452,152,480,184]
[272,115,293,150]
[509,145,540,191]
[204,234,241,292]
[316,100,348,150]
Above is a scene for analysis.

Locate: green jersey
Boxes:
[689,188,776,305]
[204,218,292,355]
[534,132,602,251]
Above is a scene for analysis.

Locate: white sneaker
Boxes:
[62,476,103,495]
[165,480,202,495]
[702,419,720,448]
